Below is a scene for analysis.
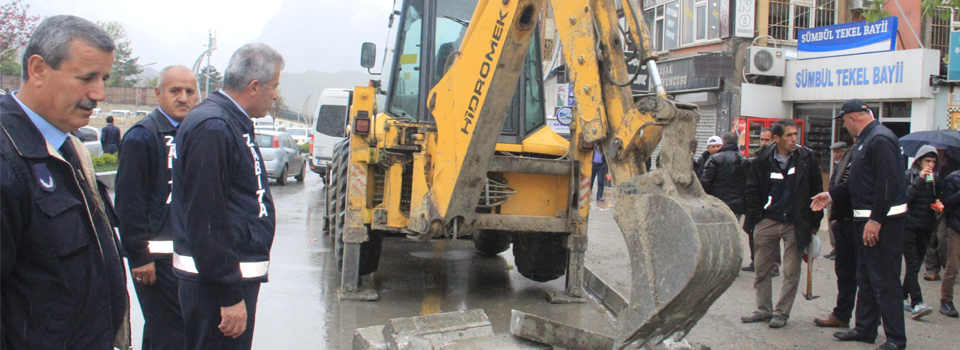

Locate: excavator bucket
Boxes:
[610,98,742,349]
[613,180,742,348]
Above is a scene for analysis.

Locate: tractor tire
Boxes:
[277,166,288,186]
[511,232,567,282]
[473,230,512,256]
[330,139,383,276]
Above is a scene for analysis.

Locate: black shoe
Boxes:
[772,268,780,277]
[742,263,755,272]
[824,250,836,260]
[875,342,905,350]
[941,301,959,317]
[833,329,875,344]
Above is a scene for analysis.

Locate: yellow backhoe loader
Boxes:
[323,0,742,347]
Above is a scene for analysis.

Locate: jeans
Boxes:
[903,227,933,306]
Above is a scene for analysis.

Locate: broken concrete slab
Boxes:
[354,325,388,350]
[584,266,628,317]
[382,309,494,350]
[509,309,614,350]
[443,334,550,350]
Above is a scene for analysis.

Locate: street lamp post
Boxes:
[192,30,217,99]
[301,89,325,128]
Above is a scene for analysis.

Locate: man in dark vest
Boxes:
[115,65,199,349]
[813,99,908,350]
[170,43,282,350]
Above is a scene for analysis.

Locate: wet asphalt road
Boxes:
[125,174,615,349]
[123,178,960,349]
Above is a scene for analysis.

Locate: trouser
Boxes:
[180,279,261,350]
[925,216,949,275]
[903,226,933,307]
[591,162,606,199]
[831,219,858,323]
[753,219,802,318]
[852,217,906,348]
[941,228,960,302]
[827,208,836,250]
[131,258,184,350]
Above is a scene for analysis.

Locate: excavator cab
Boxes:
[384,0,550,145]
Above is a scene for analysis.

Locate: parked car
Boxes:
[109,109,133,120]
[74,125,103,157]
[309,88,352,180]
[254,130,307,185]
[286,127,310,146]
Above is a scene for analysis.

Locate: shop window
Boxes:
[768,0,836,42]
[645,1,681,51]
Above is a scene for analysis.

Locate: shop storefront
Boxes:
[782,48,940,172]
[631,55,731,159]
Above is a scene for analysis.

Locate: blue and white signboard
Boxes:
[949,31,960,82]
[797,17,898,60]
[783,49,938,101]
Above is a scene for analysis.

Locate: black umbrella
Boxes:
[900,130,960,162]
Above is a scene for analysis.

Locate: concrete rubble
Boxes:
[509,309,615,350]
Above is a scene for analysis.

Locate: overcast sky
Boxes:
[23,0,397,73]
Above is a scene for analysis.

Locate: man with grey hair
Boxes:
[171,43,282,350]
[115,65,198,350]
[1,15,130,349]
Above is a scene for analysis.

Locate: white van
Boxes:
[253,115,278,131]
[309,88,352,179]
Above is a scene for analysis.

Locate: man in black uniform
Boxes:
[0,15,129,349]
[171,43,282,350]
[812,99,908,350]
[101,115,121,154]
[814,140,857,329]
[115,65,198,349]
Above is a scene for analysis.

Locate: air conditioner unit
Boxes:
[848,0,868,11]
[746,47,786,77]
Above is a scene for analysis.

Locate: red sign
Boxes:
[737,119,746,134]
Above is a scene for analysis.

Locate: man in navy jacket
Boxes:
[170,43,282,349]
[813,99,909,350]
[0,15,129,349]
[101,115,121,154]
[115,65,198,349]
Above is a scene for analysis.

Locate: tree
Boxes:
[272,87,288,117]
[197,65,222,95]
[0,0,37,64]
[0,0,38,88]
[0,56,19,75]
[922,0,960,20]
[864,0,958,22]
[98,21,142,87]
